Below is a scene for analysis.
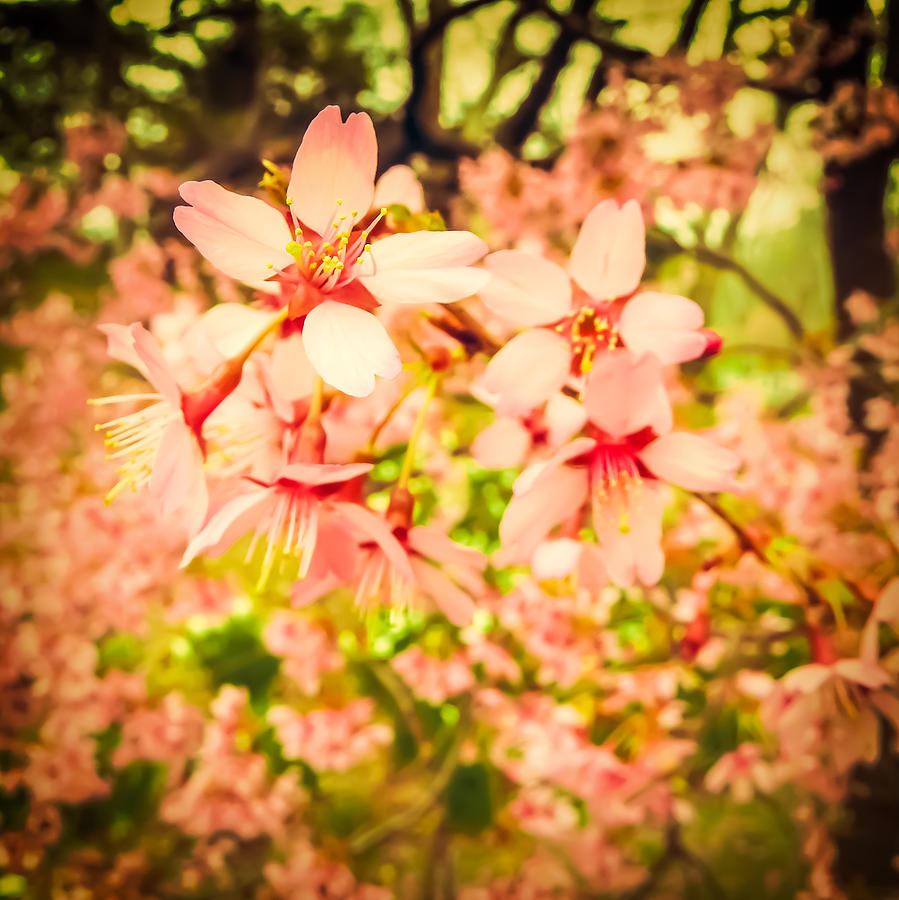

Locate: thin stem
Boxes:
[694,492,870,610]
[367,377,420,453]
[349,697,471,855]
[306,375,324,425]
[234,304,290,365]
[397,376,437,490]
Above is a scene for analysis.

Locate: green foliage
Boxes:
[446,763,493,833]
[685,795,805,900]
[189,614,279,707]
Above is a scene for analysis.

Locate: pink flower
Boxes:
[705,743,778,803]
[500,352,739,587]
[262,611,343,695]
[181,461,371,586]
[174,106,489,396]
[267,698,391,771]
[331,496,485,626]
[391,646,475,704]
[112,693,205,786]
[95,304,280,532]
[94,323,208,533]
[480,199,719,413]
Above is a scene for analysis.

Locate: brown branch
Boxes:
[497,0,593,151]
[647,230,805,341]
[541,5,648,64]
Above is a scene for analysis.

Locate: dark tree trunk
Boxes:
[811,0,897,450]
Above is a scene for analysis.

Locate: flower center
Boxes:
[589,441,643,535]
[280,199,386,294]
[248,486,319,588]
[555,304,621,375]
[92,395,178,503]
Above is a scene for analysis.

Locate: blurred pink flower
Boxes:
[268,698,391,771]
[262,611,343,695]
[391,646,474,704]
[705,743,778,803]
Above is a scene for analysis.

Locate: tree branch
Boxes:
[674,0,711,53]
[647,230,805,340]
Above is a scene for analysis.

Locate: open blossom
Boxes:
[94,304,281,532]
[181,461,371,585]
[499,352,739,587]
[480,199,719,413]
[326,493,485,626]
[174,106,489,396]
[705,743,779,803]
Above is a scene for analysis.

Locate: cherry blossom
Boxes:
[480,199,719,413]
[500,352,739,586]
[174,106,489,396]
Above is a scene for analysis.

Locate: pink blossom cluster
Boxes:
[458,64,771,249]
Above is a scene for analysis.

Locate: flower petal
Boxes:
[595,483,666,588]
[583,351,672,438]
[361,231,489,305]
[569,199,645,300]
[544,392,588,446]
[618,292,708,364]
[498,465,588,564]
[181,304,284,373]
[373,164,425,213]
[270,330,318,402]
[278,461,372,486]
[174,181,293,284]
[532,538,582,580]
[151,421,209,535]
[368,230,488,269]
[472,418,532,469]
[483,330,570,415]
[409,557,475,626]
[301,301,401,397]
[287,106,377,236]
[479,251,572,327]
[181,487,274,566]
[98,323,147,376]
[130,324,181,405]
[638,432,740,492]
[407,526,486,572]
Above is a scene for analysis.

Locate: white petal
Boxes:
[480,251,572,327]
[301,301,401,397]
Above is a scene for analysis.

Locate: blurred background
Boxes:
[2,1,899,898]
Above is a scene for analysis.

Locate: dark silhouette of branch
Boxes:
[497,0,593,151]
[390,0,495,165]
[541,4,648,64]
[674,0,710,52]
